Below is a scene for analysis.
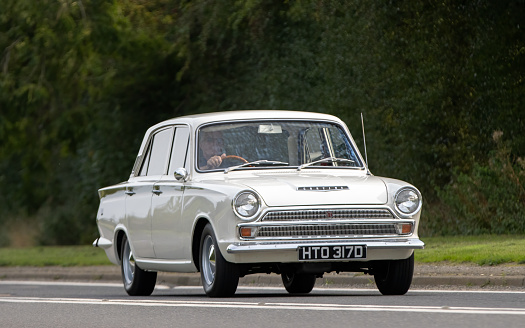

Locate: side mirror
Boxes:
[174,168,188,182]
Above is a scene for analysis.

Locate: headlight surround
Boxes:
[394,188,422,216]
[233,191,261,220]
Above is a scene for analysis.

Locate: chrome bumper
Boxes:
[227,238,424,254]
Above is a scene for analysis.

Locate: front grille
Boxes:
[256,223,397,238]
[262,209,393,221]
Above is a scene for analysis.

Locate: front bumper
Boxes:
[224,238,424,263]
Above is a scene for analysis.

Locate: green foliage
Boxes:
[1,0,100,244]
[424,132,525,235]
[1,0,524,245]
[0,0,186,245]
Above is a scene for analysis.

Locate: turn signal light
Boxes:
[240,227,256,238]
[395,223,413,235]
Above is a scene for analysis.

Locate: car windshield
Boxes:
[197,121,363,171]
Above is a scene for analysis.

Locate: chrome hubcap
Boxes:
[202,235,216,285]
[122,241,135,287]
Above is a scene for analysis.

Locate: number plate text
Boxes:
[298,245,366,261]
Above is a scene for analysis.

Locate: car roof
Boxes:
[134,110,366,174]
[151,110,344,131]
[137,110,349,158]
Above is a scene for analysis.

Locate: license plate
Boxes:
[298,245,366,261]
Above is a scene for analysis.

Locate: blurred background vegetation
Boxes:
[1,0,524,246]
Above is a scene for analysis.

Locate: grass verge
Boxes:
[0,246,111,266]
[0,235,524,267]
[415,234,525,265]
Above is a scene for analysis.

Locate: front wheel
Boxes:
[374,253,414,295]
[199,224,239,297]
[281,273,316,294]
[120,235,157,296]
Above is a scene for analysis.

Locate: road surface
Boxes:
[1,281,524,328]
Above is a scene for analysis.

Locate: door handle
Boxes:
[125,190,135,196]
[152,189,163,195]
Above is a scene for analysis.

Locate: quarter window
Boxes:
[138,139,152,176]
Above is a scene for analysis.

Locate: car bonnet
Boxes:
[224,171,388,207]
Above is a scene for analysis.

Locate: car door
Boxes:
[151,126,190,260]
[126,126,174,258]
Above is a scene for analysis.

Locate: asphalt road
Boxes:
[1,281,525,328]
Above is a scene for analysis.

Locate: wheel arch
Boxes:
[114,229,127,263]
[192,217,211,271]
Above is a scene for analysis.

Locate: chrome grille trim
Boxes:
[256,223,397,238]
[297,186,349,191]
[262,208,393,221]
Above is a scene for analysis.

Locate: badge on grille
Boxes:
[297,186,349,191]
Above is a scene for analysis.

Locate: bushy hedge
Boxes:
[423,132,525,236]
[1,0,524,245]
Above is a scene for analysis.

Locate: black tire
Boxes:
[120,235,157,296]
[374,253,414,295]
[199,224,239,297]
[281,273,316,294]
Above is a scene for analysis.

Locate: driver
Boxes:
[199,131,226,170]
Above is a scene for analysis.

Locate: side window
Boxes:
[168,126,190,175]
[139,127,173,176]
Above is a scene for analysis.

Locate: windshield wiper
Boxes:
[297,157,356,171]
[224,160,289,174]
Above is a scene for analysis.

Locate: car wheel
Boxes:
[120,235,157,296]
[281,273,316,294]
[374,253,414,295]
[200,223,239,297]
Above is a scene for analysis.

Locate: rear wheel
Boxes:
[199,224,239,297]
[281,273,316,294]
[120,235,157,296]
[374,253,414,295]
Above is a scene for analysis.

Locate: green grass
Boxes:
[416,235,525,266]
[0,246,111,267]
[1,235,524,267]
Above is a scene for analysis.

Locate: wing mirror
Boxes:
[174,168,188,182]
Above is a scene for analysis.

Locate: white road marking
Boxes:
[313,287,525,295]
[0,281,170,289]
[2,280,525,294]
[0,296,524,315]
[1,281,524,315]
[0,281,124,288]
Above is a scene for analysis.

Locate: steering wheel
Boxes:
[222,155,248,163]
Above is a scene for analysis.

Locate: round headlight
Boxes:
[233,191,260,219]
[395,188,421,215]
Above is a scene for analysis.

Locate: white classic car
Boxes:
[94,110,424,297]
